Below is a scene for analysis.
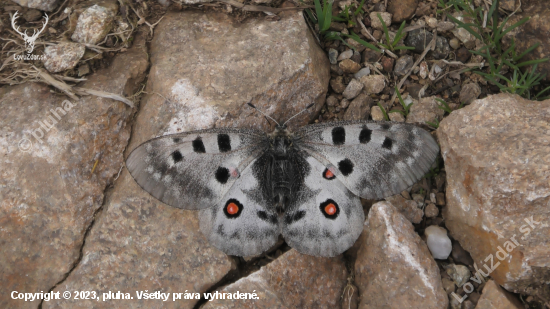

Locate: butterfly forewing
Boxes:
[126,128,267,210]
[293,121,439,200]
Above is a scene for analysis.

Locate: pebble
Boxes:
[326,95,339,107]
[370,12,392,30]
[441,278,456,294]
[449,38,460,49]
[351,51,362,63]
[362,48,380,63]
[330,76,347,93]
[381,56,394,73]
[425,203,439,218]
[389,112,405,122]
[437,21,455,32]
[360,75,386,94]
[354,67,371,79]
[425,225,452,259]
[370,105,385,120]
[445,264,470,287]
[339,59,362,74]
[459,83,481,105]
[342,79,364,100]
[394,55,414,76]
[337,49,352,61]
[328,48,338,64]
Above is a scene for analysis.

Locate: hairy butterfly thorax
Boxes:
[126,103,439,257]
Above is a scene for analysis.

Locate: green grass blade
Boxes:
[516,58,549,68]
[378,14,391,45]
[377,102,390,121]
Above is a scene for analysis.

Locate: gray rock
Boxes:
[326,95,339,107]
[449,38,460,49]
[394,55,414,76]
[23,9,43,21]
[43,42,85,73]
[354,67,371,79]
[343,78,364,100]
[337,49,353,61]
[71,4,117,44]
[1,31,149,309]
[425,203,439,217]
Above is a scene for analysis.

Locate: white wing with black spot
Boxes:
[293,121,439,200]
[126,128,267,210]
[282,155,365,257]
[199,157,280,257]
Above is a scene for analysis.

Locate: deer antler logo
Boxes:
[11,11,49,54]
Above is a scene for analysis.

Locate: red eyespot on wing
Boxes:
[325,203,337,215]
[227,203,239,215]
[323,168,336,180]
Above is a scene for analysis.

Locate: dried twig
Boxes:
[358,18,398,59]
[73,87,135,107]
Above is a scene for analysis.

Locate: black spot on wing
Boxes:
[171,150,183,163]
[381,123,391,130]
[192,137,206,153]
[320,199,340,219]
[215,167,230,184]
[331,127,345,145]
[257,211,278,225]
[359,127,372,144]
[338,158,354,176]
[285,210,306,225]
[173,138,181,143]
[382,137,393,150]
[217,134,231,152]
[223,199,243,218]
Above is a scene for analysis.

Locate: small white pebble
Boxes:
[425,225,452,259]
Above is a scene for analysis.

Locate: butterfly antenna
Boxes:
[247,103,281,126]
[282,103,315,127]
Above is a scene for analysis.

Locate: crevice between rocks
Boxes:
[193,242,292,309]
[37,35,154,309]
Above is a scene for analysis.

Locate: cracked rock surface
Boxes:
[0,30,148,309]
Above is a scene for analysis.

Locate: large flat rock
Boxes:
[0,31,148,309]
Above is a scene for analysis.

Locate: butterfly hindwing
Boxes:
[126,128,267,210]
[282,155,364,257]
[293,121,439,200]
[199,157,280,256]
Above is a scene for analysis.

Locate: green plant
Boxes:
[389,86,413,116]
[306,0,380,52]
[445,0,549,99]
[377,14,414,52]
[377,102,390,121]
[426,118,440,129]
